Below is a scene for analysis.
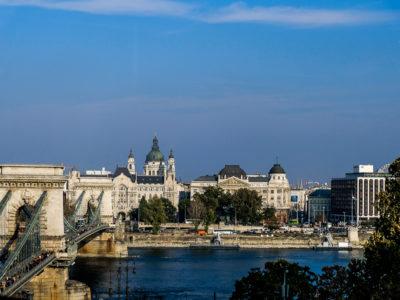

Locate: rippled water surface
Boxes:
[69,248,363,299]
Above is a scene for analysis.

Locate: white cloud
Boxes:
[0,0,194,16]
[0,0,396,26]
[200,3,397,26]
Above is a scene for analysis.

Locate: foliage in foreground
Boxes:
[231,259,317,300]
[231,157,400,300]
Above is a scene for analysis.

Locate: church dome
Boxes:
[269,164,286,174]
[145,136,165,163]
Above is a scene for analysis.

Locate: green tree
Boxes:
[138,196,148,222]
[160,197,177,222]
[178,198,191,223]
[263,206,280,230]
[318,265,349,299]
[355,157,400,298]
[202,209,216,233]
[198,188,220,232]
[188,193,206,231]
[231,259,317,300]
[143,197,167,234]
[232,188,263,225]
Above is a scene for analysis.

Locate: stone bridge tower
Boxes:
[0,164,66,251]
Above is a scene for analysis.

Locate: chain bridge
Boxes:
[0,165,120,298]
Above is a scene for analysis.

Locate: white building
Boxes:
[191,164,291,221]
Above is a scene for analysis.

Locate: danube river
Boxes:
[69,248,363,299]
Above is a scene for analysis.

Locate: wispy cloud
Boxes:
[0,0,194,16]
[201,3,397,26]
[0,0,397,26]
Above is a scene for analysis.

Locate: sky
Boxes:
[0,0,399,184]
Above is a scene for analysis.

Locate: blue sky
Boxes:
[0,0,399,184]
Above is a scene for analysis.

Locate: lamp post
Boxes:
[234,207,237,232]
[313,207,315,226]
[343,211,346,226]
[282,269,289,300]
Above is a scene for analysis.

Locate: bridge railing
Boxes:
[66,223,109,246]
[0,252,55,297]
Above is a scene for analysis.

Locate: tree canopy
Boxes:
[143,197,167,234]
[231,259,317,300]
[190,187,265,229]
[232,188,263,225]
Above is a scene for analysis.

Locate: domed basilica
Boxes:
[67,137,182,220]
[112,136,179,218]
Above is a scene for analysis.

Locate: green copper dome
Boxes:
[145,136,165,163]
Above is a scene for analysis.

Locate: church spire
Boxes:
[129,148,134,158]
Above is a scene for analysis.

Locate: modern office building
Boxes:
[331,164,390,224]
[307,188,331,224]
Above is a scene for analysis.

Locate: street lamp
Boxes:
[282,269,289,300]
[343,211,346,228]
[234,207,237,232]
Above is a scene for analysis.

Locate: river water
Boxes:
[69,248,363,299]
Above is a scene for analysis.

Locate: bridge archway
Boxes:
[7,195,47,238]
[117,212,126,221]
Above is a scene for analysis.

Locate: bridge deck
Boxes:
[1,252,56,297]
[67,223,109,246]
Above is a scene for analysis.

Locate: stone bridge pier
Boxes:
[24,267,91,300]
[0,164,66,251]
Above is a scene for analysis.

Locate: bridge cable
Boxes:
[68,191,86,224]
[0,190,12,217]
[88,191,104,226]
[0,191,47,281]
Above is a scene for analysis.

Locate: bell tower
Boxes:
[167,149,176,181]
[127,148,135,175]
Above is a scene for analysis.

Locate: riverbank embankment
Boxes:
[124,232,370,249]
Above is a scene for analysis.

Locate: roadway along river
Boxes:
[69,248,363,299]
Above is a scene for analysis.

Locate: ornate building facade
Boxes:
[190,164,291,220]
[67,137,182,220]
